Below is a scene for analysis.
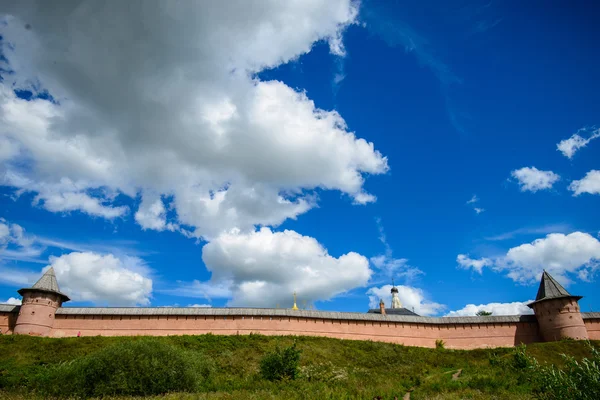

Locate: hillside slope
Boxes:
[0,335,597,399]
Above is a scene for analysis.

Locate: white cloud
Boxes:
[466,195,484,213]
[456,254,493,274]
[457,232,600,285]
[370,218,422,280]
[188,304,212,308]
[511,167,560,192]
[0,219,153,305]
[36,190,128,219]
[0,1,388,240]
[0,218,45,263]
[445,301,533,317]
[502,232,600,284]
[0,223,10,242]
[134,194,177,231]
[0,266,42,286]
[466,195,478,204]
[0,136,20,161]
[484,224,571,241]
[557,127,600,159]
[172,227,372,307]
[48,252,153,306]
[366,284,445,316]
[569,170,600,196]
[0,297,22,305]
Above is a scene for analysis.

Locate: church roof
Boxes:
[528,270,581,308]
[18,268,70,302]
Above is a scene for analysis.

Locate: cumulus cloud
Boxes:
[445,301,533,317]
[0,1,388,240]
[171,227,372,307]
[366,284,445,316]
[456,254,493,274]
[0,297,22,305]
[457,232,600,285]
[557,127,600,159]
[134,194,177,231]
[569,170,600,196]
[48,252,153,306]
[0,219,153,305]
[502,232,600,284]
[511,167,560,192]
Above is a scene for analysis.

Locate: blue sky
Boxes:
[0,0,599,316]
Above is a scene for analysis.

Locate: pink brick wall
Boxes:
[585,318,600,340]
[0,312,16,335]
[50,314,541,349]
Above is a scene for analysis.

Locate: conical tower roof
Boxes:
[32,267,61,292]
[18,267,70,302]
[528,270,581,308]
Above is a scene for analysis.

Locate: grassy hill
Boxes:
[0,334,598,399]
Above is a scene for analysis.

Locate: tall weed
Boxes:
[529,342,600,400]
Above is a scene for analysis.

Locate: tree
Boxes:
[476,310,493,316]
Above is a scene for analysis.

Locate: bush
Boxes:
[259,341,302,381]
[512,344,531,370]
[41,338,212,398]
[530,342,600,400]
[435,339,445,350]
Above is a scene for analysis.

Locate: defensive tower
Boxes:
[527,271,588,341]
[13,267,70,336]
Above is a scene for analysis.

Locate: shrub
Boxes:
[41,338,212,398]
[529,342,600,400]
[512,344,530,370]
[259,341,302,381]
[435,339,445,350]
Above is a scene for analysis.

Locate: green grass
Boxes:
[0,334,597,399]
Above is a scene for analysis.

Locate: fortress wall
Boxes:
[51,313,540,349]
[0,311,17,334]
[584,316,600,340]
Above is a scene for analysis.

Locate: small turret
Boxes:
[528,271,588,341]
[14,268,69,336]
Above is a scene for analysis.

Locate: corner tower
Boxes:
[528,271,588,341]
[14,268,70,336]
